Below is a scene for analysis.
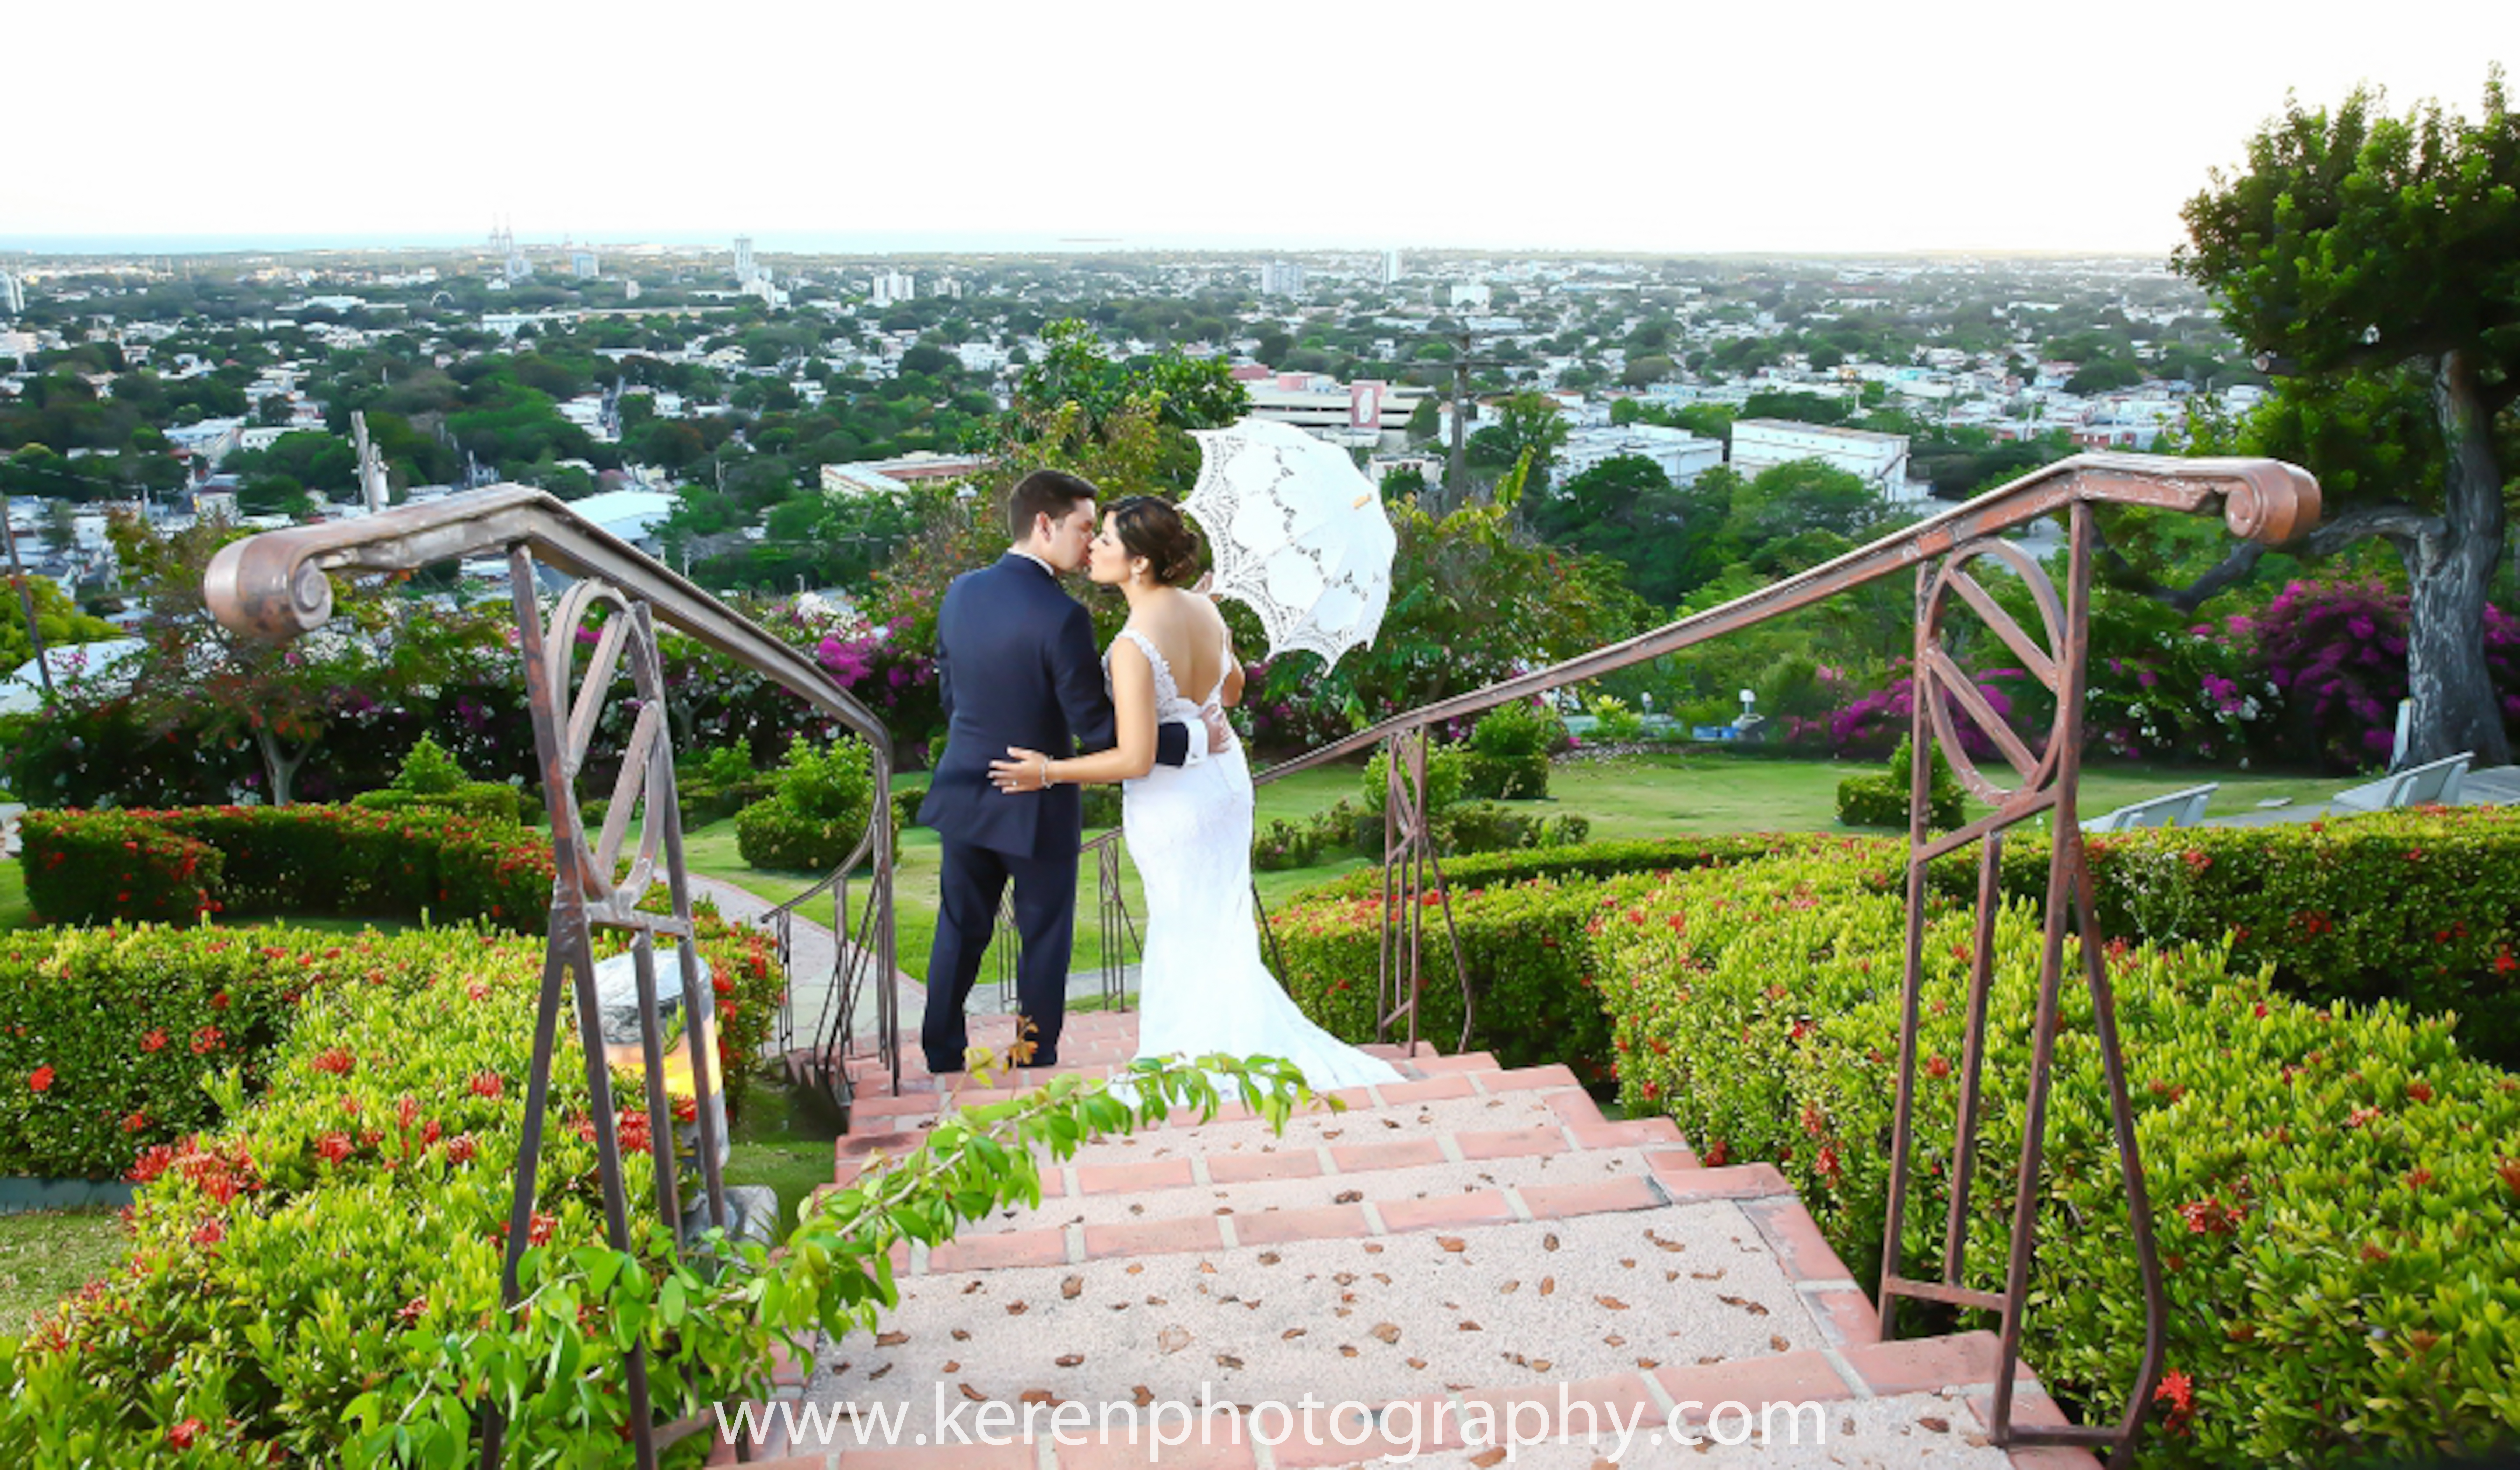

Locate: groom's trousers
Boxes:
[923,836,1079,1072]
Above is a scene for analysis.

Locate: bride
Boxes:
[986,496,1401,1091]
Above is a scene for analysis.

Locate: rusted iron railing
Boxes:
[202,487,897,1470]
[1241,451,2317,1457]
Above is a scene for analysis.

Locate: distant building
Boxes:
[1242,372,1428,435]
[1258,261,1307,297]
[571,251,600,279]
[1728,419,1912,495]
[819,452,988,497]
[0,272,23,315]
[733,236,756,283]
[1560,425,1723,487]
[1381,250,1403,287]
[1449,282,1491,311]
[869,270,914,308]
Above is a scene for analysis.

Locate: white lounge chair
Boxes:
[2330,751,2470,813]
[2081,783,2218,833]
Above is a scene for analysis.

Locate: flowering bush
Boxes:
[3,920,1299,1469]
[1820,658,2043,763]
[2247,576,2520,771]
[733,734,885,872]
[1599,851,2520,1466]
[13,805,786,1113]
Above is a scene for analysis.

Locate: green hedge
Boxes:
[1595,851,2520,1465]
[1925,807,2520,1066]
[1288,833,1837,904]
[22,805,554,932]
[349,780,524,824]
[1,923,788,1466]
[11,805,788,1125]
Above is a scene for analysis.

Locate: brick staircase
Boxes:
[717,1011,2102,1468]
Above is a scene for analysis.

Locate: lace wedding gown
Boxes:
[1110,627,1402,1091]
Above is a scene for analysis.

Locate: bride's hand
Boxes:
[990,747,1051,793]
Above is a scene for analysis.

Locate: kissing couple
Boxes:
[915,469,1399,1088]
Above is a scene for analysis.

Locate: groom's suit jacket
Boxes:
[917,554,1189,861]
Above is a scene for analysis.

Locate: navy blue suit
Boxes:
[917,554,1188,1069]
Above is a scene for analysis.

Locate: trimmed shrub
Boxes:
[1289,833,1835,904]
[9,805,786,1114]
[734,735,880,872]
[1836,735,1966,831]
[16,810,223,924]
[1360,744,1469,815]
[1464,701,1564,800]
[0,921,783,1466]
[1595,852,2520,1465]
[1926,806,2520,1066]
[350,782,522,824]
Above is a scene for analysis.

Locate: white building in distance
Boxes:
[0,272,24,315]
[1258,261,1307,297]
[1449,282,1491,311]
[869,270,915,308]
[1728,419,1912,495]
[1560,425,1723,487]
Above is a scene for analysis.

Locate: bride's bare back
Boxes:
[1124,590,1236,705]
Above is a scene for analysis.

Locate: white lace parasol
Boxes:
[1182,418,1396,671]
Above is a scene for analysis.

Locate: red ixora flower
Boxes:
[2406,1081,2435,1103]
[190,1219,225,1248]
[190,1027,225,1055]
[2153,1370,2195,1435]
[444,1133,479,1166]
[312,1047,355,1077]
[315,1132,354,1164]
[27,1065,54,1093]
[168,1417,207,1449]
[142,1028,170,1052]
[469,1071,503,1098]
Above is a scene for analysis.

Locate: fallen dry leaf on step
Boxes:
[1438,1237,1468,1253]
[1056,1353,1084,1367]
[1021,1390,1054,1405]
[1918,1416,1950,1434]
[1282,1328,1306,1340]
[1340,1345,1359,1357]
[867,1365,892,1381]
[1458,1320,1483,1331]
[1216,1354,1245,1370]
[959,1384,986,1402]
[1692,1269,1724,1281]
[1334,1306,1353,1317]
[1543,1233,1561,1252]
[1126,1262,1144,1274]
[1335,1190,1363,1204]
[962,1281,983,1295]
[1499,1280,1520,1294]
[1407,1356,1427,1368]
[1372,1272,1391,1284]
[1006,1302,1029,1315]
[875,1330,909,1346]
[1636,1358,1659,1369]
[1771,1334,1791,1352]
[1382,1118,1401,1129]
[1716,1294,1769,1316]
[1322,1130,1342,1139]
[1157,1327,1192,1354]
[1470,1450,1508,1468]
[1363,1242,1385,1254]
[1061,1276,1083,1299]
[1133,1386,1154,1407]
[1539,1276,1556,1296]
[1596,1296,1630,1311]
[951,1329,971,1341]
[1334,1271,1357,1285]
[1604,1333,1625,1346]
[1370,1322,1402,1343]
[1199,1262,1218,1275]
[1146,1295,1166,1305]
[1258,1251,1282,1265]
[942,1360,960,1372]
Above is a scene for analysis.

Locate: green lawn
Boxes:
[722,1076,845,1232]
[0,859,28,929]
[0,1210,125,1335]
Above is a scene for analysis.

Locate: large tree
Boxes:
[2175,71,2520,765]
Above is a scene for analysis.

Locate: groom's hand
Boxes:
[990,746,1051,793]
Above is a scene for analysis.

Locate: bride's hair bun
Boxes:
[1108,495,1204,587]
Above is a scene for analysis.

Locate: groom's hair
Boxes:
[1007,470,1097,541]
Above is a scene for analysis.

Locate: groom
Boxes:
[917,470,1220,1072]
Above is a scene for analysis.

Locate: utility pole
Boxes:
[1419,329,1511,512]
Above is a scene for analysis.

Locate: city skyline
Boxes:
[7,1,2512,255]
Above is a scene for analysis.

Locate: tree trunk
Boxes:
[2404,350,2512,768]
[253,727,311,807]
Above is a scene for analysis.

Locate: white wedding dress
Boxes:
[1110,626,1402,1092]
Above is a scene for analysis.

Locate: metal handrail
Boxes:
[1250,452,2316,785]
[1226,450,2317,1461]
[203,485,893,753]
[203,485,900,1469]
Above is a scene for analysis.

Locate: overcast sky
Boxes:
[8,0,2509,256]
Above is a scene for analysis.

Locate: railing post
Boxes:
[1873,511,2167,1459]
